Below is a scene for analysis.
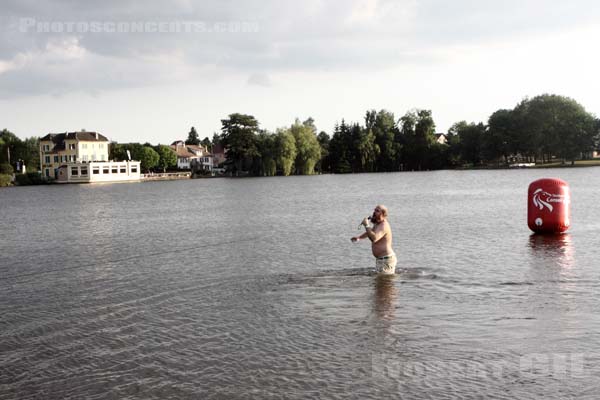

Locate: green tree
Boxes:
[139,146,159,172]
[110,143,145,162]
[201,137,212,149]
[0,129,39,172]
[289,119,321,175]
[415,110,437,169]
[486,109,515,165]
[354,124,379,172]
[367,109,397,171]
[445,131,462,167]
[156,145,177,172]
[110,142,127,161]
[186,127,200,145]
[275,129,297,176]
[221,113,260,175]
[0,129,18,165]
[255,132,277,176]
[316,131,330,173]
[329,121,353,173]
[448,121,486,166]
[516,94,598,164]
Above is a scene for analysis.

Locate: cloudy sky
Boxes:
[1,0,600,144]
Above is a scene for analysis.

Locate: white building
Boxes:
[40,131,110,178]
[170,141,214,172]
[56,161,141,183]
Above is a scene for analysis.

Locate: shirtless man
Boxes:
[351,205,397,274]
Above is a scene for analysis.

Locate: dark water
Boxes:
[1,169,600,399]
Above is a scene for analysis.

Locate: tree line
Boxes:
[1,93,599,184]
[110,142,177,172]
[217,94,599,175]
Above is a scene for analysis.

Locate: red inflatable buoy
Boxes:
[527,178,570,233]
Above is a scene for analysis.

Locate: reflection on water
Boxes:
[373,275,397,321]
[528,233,575,269]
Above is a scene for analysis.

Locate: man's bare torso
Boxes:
[371,220,393,257]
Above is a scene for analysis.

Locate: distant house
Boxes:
[39,130,110,179]
[170,141,213,172]
[434,133,448,145]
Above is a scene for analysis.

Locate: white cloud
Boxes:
[1,0,600,142]
[247,73,272,87]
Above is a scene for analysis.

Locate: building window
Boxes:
[82,155,88,162]
[54,156,59,163]
[45,156,51,164]
[100,154,106,161]
[120,166,126,173]
[81,168,88,176]
[69,144,76,150]
[43,144,50,152]
[99,143,104,149]
[92,167,100,175]
[82,143,88,149]
[131,166,138,173]
[71,167,78,176]
[103,167,109,174]
[45,169,50,177]
[111,167,118,174]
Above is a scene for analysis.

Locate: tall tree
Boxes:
[450,121,486,166]
[517,94,598,164]
[275,129,297,176]
[139,146,160,172]
[0,129,39,172]
[155,145,177,172]
[415,109,437,170]
[186,127,200,145]
[288,119,321,175]
[329,121,353,173]
[221,113,260,175]
[486,109,515,165]
[369,110,396,171]
[316,131,331,173]
[352,123,379,172]
[255,131,277,176]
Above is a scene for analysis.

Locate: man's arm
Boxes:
[365,223,387,242]
[351,232,369,242]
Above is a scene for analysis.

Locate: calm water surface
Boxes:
[1,169,600,399]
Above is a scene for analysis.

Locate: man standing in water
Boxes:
[351,205,397,274]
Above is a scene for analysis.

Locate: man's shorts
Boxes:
[375,252,397,275]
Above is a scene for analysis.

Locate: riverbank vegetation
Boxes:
[217,94,599,175]
[1,93,599,183]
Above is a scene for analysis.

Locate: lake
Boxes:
[1,168,600,399]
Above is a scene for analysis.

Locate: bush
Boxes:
[0,174,12,187]
[15,172,50,186]
[0,163,13,174]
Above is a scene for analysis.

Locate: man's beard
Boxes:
[371,214,382,224]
